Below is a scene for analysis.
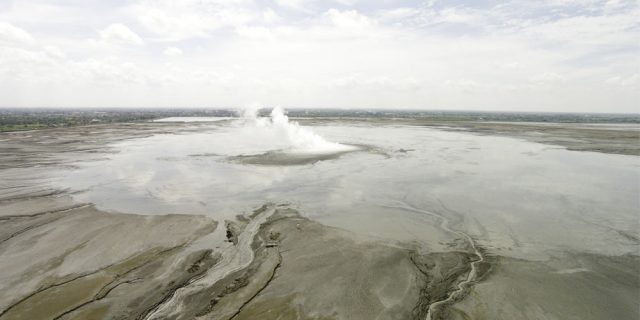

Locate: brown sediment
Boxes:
[0,193,218,320]
[225,220,241,245]
[227,251,281,320]
[141,204,279,320]
[227,150,354,166]
[63,304,110,320]
[143,205,441,320]
[381,200,494,320]
[192,205,497,320]
[226,144,388,166]
[217,207,425,320]
[36,248,221,320]
[410,251,470,319]
[130,250,220,320]
[0,247,179,320]
[155,209,283,320]
[0,189,70,203]
[449,253,640,320]
[250,203,271,218]
[197,247,282,320]
[0,204,92,246]
[0,203,89,221]
[411,250,497,320]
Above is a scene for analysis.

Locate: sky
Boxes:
[0,0,638,112]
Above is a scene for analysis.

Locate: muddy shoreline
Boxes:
[297,118,640,156]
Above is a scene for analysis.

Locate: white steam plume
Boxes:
[238,106,356,154]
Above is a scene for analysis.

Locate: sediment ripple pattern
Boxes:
[144,206,276,320]
[382,200,485,320]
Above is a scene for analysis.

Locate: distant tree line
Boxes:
[0,108,236,132]
[0,108,637,132]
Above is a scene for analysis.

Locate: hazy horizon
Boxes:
[1,0,638,113]
[1,105,640,115]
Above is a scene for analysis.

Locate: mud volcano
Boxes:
[227,107,361,165]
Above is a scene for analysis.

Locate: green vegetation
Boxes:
[0,123,53,132]
[0,108,235,133]
[0,108,638,133]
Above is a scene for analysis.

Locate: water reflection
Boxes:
[53,122,640,260]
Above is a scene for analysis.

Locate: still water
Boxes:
[52,118,639,260]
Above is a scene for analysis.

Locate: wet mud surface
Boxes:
[0,119,638,320]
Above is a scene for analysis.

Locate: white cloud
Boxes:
[335,0,359,5]
[163,46,183,56]
[43,46,66,59]
[0,0,638,112]
[72,57,144,84]
[376,8,421,23]
[605,74,639,87]
[330,74,420,91]
[0,22,36,45]
[521,12,639,46]
[235,26,274,40]
[131,0,256,40]
[0,46,64,84]
[531,72,567,84]
[436,7,485,24]
[324,9,373,31]
[275,0,313,12]
[444,78,481,91]
[262,8,281,24]
[99,23,144,46]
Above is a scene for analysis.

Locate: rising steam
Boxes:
[239,107,356,154]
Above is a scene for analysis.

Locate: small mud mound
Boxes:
[227,144,367,166]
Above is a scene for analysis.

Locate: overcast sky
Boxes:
[0,0,638,112]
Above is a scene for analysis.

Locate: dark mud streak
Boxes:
[0,189,70,203]
[409,252,433,319]
[616,230,640,243]
[0,185,31,192]
[135,276,198,320]
[0,262,118,318]
[409,251,479,320]
[0,214,68,246]
[250,204,271,218]
[142,206,274,320]
[383,201,489,320]
[426,239,486,320]
[50,278,143,320]
[95,278,143,300]
[227,147,362,166]
[569,210,640,244]
[135,250,214,320]
[0,204,89,220]
[228,249,283,320]
[0,246,181,319]
[52,247,183,319]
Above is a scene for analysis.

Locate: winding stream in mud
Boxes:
[382,200,485,320]
[144,206,276,320]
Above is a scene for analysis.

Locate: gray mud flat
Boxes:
[1,120,638,320]
[0,199,218,320]
[0,125,222,320]
[450,254,640,320]
[227,147,360,166]
[190,207,481,320]
[413,121,640,156]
